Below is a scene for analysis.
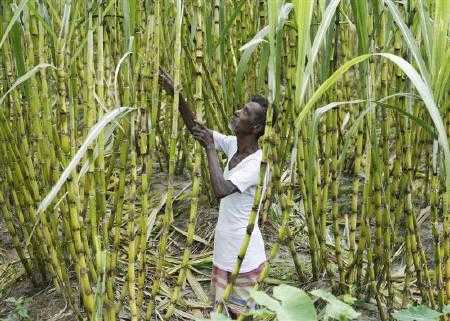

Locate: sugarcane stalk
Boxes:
[146,1,183,318]
[165,0,205,317]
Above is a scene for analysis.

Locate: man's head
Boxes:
[230,95,272,139]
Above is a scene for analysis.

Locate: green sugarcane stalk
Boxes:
[54,22,95,314]
[365,214,388,321]
[127,112,139,321]
[430,148,446,308]
[165,0,205,317]
[134,6,156,313]
[0,175,35,281]
[95,4,107,227]
[146,1,183,318]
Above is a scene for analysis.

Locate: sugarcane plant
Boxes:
[0,0,449,320]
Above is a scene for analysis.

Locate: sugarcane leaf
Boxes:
[314,100,365,121]
[27,2,57,43]
[293,0,314,107]
[383,0,430,85]
[375,53,450,194]
[219,0,246,48]
[416,0,432,64]
[267,0,280,104]
[0,63,55,106]
[433,47,450,104]
[250,289,281,312]
[393,305,442,321]
[430,0,450,86]
[37,107,135,214]
[299,0,341,104]
[295,53,372,128]
[311,289,360,320]
[310,100,365,167]
[114,50,133,106]
[59,1,71,40]
[375,101,437,138]
[337,93,429,173]
[0,0,29,50]
[236,3,292,94]
[296,51,450,198]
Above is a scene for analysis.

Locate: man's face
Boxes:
[230,101,263,136]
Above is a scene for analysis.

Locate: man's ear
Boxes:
[253,123,264,136]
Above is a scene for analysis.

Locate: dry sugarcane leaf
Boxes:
[174,307,201,320]
[186,269,210,304]
[171,225,209,246]
[147,183,192,242]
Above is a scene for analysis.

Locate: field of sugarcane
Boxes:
[0,0,449,320]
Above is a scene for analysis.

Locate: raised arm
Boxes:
[158,68,196,132]
[191,125,238,199]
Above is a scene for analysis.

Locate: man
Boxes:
[159,69,268,319]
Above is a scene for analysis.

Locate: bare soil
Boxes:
[0,169,408,321]
[0,216,75,321]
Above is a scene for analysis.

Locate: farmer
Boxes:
[159,69,268,319]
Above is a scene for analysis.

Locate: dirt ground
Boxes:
[0,216,75,321]
[0,214,379,321]
[0,170,394,321]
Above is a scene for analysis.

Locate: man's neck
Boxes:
[236,134,259,155]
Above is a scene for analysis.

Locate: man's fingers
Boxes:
[192,130,203,138]
[192,126,205,134]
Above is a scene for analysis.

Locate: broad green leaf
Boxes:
[393,305,442,321]
[442,305,450,314]
[249,308,275,318]
[273,285,317,321]
[311,289,360,320]
[250,289,281,312]
[210,312,233,321]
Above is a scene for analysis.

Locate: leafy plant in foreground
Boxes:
[393,304,450,321]
[1,297,30,321]
[209,284,359,321]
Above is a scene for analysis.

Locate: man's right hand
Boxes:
[192,122,214,149]
[158,67,197,133]
[158,68,175,95]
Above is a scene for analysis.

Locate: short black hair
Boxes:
[250,95,277,137]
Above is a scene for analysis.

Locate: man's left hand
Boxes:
[192,123,214,149]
